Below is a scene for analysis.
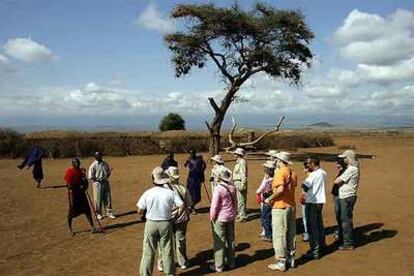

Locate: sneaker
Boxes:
[208,264,223,273]
[157,260,163,272]
[339,245,354,250]
[268,261,286,272]
[107,214,116,219]
[96,214,103,220]
[302,233,309,242]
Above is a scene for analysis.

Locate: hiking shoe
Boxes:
[157,260,163,272]
[107,214,116,219]
[208,264,223,273]
[339,245,354,250]
[268,261,286,272]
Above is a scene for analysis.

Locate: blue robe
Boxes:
[185,156,206,206]
[19,147,44,181]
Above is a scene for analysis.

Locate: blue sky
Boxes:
[0,0,413,131]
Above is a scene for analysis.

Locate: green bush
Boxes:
[159,113,186,131]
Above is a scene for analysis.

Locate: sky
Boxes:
[0,0,413,131]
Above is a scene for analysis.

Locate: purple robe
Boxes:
[185,156,206,206]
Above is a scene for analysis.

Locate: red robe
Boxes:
[64,167,91,218]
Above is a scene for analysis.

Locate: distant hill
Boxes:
[307,122,334,128]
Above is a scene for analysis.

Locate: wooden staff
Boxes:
[85,190,104,233]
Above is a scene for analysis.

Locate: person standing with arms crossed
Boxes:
[265,151,297,271]
[88,152,116,220]
[232,148,248,223]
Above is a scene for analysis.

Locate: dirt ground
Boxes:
[0,132,413,275]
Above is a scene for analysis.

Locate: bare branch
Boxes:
[203,42,235,83]
[208,97,220,113]
[224,115,286,151]
[205,121,213,134]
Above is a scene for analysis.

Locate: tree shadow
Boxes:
[296,222,397,267]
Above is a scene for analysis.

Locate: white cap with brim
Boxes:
[152,166,170,185]
[233,148,245,156]
[274,151,293,164]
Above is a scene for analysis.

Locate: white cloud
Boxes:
[356,57,414,84]
[3,38,57,63]
[333,9,414,65]
[0,54,14,73]
[137,3,175,33]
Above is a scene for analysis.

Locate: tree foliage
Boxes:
[164,2,314,154]
[159,113,186,131]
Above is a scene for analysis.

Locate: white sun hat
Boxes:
[274,151,293,164]
[216,167,232,183]
[166,166,180,180]
[152,166,170,185]
[211,154,224,164]
[265,150,279,157]
[233,147,245,156]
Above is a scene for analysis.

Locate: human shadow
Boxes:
[115,210,137,218]
[42,184,66,189]
[296,222,397,267]
[195,207,210,214]
[181,243,251,275]
[103,220,142,231]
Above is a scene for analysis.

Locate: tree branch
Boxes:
[208,97,220,113]
[205,121,213,134]
[203,42,235,83]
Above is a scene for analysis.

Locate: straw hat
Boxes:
[211,154,224,164]
[165,166,180,180]
[233,148,245,156]
[152,166,170,185]
[263,160,276,169]
[265,150,279,157]
[274,151,293,164]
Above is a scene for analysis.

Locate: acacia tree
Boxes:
[165,2,314,155]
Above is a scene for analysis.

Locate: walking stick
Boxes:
[85,190,104,233]
[202,182,211,204]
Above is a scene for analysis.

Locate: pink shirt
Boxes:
[210,183,237,222]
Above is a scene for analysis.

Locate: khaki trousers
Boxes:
[92,180,113,215]
[272,207,296,261]
[235,181,247,219]
[211,220,236,269]
[158,221,188,267]
[140,220,175,276]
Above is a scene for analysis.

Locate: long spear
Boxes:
[85,190,104,233]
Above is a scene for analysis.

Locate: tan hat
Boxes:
[274,151,293,164]
[216,167,232,183]
[211,154,224,164]
[265,150,279,157]
[263,160,276,169]
[338,150,356,160]
[165,166,180,180]
[233,147,245,156]
[152,166,170,185]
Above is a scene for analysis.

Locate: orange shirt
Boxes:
[272,166,297,209]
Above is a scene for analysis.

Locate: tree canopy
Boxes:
[159,113,186,131]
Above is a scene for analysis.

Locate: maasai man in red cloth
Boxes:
[64,158,98,236]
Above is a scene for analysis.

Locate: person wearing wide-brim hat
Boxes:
[88,151,116,220]
[265,150,279,168]
[232,148,248,222]
[264,151,298,271]
[256,160,276,241]
[209,167,237,273]
[137,166,184,276]
[210,154,225,195]
[333,150,360,250]
[157,166,192,271]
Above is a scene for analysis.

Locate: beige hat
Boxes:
[165,166,180,180]
[233,147,245,156]
[338,150,356,160]
[265,150,279,157]
[274,151,293,164]
[216,167,232,183]
[211,154,224,164]
[263,160,276,169]
[152,166,170,185]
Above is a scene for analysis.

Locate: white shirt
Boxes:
[137,186,183,221]
[303,167,327,204]
[88,160,111,182]
[338,165,359,199]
